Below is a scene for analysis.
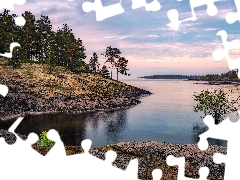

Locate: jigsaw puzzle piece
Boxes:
[213,152,227,165]
[66,139,138,180]
[167,155,209,180]
[0,84,8,97]
[82,0,124,21]
[0,42,21,58]
[167,0,220,30]
[225,0,240,24]
[14,16,26,26]
[152,169,163,180]
[0,0,26,10]
[131,0,161,12]
[198,113,240,179]
[0,117,43,180]
[213,30,240,78]
[45,129,66,157]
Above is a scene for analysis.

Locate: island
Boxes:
[138,75,201,79]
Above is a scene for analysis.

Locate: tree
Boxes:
[193,88,240,124]
[115,57,130,80]
[21,11,36,60]
[45,46,56,74]
[100,65,110,78]
[55,24,86,71]
[102,46,121,79]
[0,9,18,62]
[10,47,21,68]
[35,15,53,62]
[89,52,100,74]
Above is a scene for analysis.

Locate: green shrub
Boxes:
[37,131,55,146]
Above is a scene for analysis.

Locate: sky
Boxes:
[5,0,240,79]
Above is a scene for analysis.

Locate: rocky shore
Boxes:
[0,63,151,121]
[0,63,226,179]
[0,130,226,180]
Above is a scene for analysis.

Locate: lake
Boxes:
[5,79,238,147]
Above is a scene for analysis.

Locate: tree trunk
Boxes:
[214,113,220,124]
[117,68,118,81]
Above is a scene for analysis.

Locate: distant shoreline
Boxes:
[138,74,201,79]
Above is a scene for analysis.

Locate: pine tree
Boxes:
[21,11,36,60]
[0,10,17,58]
[100,65,110,78]
[102,46,121,79]
[115,57,130,80]
[35,15,52,62]
[45,46,56,74]
[89,52,100,74]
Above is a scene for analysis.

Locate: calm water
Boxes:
[4,79,236,147]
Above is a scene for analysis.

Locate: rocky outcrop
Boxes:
[0,68,151,120]
[0,134,225,180]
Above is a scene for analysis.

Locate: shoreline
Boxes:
[31,141,226,180]
[0,128,226,180]
[0,100,142,121]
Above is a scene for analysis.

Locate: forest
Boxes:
[0,9,129,80]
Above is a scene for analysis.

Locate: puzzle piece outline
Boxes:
[167,0,221,30]
[167,155,209,180]
[82,0,161,21]
[198,114,240,180]
[212,30,240,78]
[0,0,239,179]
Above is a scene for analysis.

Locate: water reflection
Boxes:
[7,110,128,147]
[0,80,234,148]
[103,110,127,144]
[13,113,89,146]
[192,123,227,147]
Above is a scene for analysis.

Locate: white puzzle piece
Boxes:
[225,0,240,24]
[0,118,140,180]
[0,1,26,58]
[0,0,26,10]
[1,0,240,179]
[0,42,21,58]
[212,30,240,78]
[131,0,161,12]
[82,0,125,21]
[167,0,221,30]
[167,155,209,180]
[198,114,240,180]
[152,168,163,180]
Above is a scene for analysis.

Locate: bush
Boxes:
[193,88,240,124]
[37,131,55,146]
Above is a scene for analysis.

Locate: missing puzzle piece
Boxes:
[198,114,240,180]
[152,169,163,180]
[0,42,21,58]
[82,0,125,21]
[167,0,220,30]
[225,0,240,24]
[67,139,139,180]
[82,0,161,21]
[212,30,240,78]
[0,0,26,11]
[167,155,209,180]
[0,2,26,59]
[131,0,161,12]
[0,116,139,180]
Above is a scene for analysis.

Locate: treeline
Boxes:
[139,75,201,79]
[200,70,238,81]
[0,9,129,80]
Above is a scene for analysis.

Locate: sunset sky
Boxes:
[5,0,240,78]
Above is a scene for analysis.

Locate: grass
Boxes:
[0,62,132,99]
